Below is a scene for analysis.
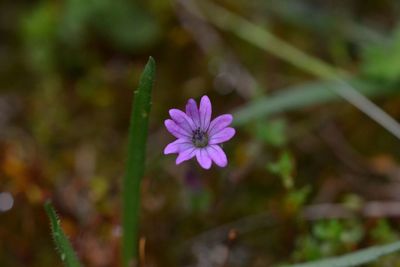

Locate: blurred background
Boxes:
[2,0,400,266]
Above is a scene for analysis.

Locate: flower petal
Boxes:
[196,148,212,169]
[176,147,197,164]
[209,127,235,144]
[165,119,190,138]
[185,99,200,128]
[207,145,227,167]
[199,95,212,131]
[169,109,196,132]
[208,114,233,136]
[164,139,193,154]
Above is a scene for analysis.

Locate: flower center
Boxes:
[192,128,208,148]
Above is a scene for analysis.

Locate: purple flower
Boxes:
[164,95,235,169]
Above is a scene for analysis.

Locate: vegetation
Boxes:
[2,0,400,266]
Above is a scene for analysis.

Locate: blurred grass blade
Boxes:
[122,57,156,267]
[200,0,400,140]
[264,0,386,45]
[233,79,397,126]
[44,201,82,267]
[199,0,341,78]
[285,240,400,267]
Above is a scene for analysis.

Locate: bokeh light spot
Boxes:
[0,192,14,212]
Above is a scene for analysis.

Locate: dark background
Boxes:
[2,0,400,266]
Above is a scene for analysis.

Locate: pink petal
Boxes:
[207,145,227,167]
[169,109,196,133]
[196,148,212,169]
[185,99,201,128]
[208,114,233,136]
[164,119,191,138]
[209,127,235,144]
[199,95,212,131]
[176,147,197,164]
[164,139,193,154]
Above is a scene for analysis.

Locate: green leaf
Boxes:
[284,240,400,267]
[267,151,294,189]
[255,119,287,147]
[362,27,400,82]
[286,186,311,210]
[44,201,82,267]
[122,57,156,267]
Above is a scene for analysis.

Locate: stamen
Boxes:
[192,128,209,148]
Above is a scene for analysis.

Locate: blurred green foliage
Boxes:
[362,27,400,83]
[268,151,294,189]
[293,220,365,262]
[59,0,159,51]
[22,0,160,77]
[2,0,400,266]
[256,119,288,147]
[371,220,399,244]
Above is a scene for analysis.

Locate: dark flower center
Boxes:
[192,128,208,148]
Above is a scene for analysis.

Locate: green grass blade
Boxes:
[284,240,400,267]
[44,201,82,267]
[232,79,397,126]
[122,56,156,267]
